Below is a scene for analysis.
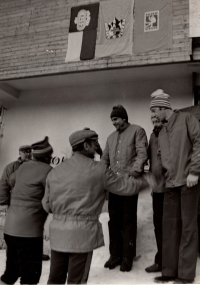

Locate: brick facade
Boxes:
[0,0,194,80]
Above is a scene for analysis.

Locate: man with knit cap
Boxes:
[102,105,148,272]
[0,137,53,285]
[42,128,151,284]
[150,89,200,284]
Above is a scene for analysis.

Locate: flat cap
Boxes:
[69,128,98,147]
[19,145,32,152]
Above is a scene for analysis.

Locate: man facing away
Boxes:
[101,105,148,272]
[150,89,200,284]
[42,128,151,284]
[145,116,165,273]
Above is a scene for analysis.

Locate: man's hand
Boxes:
[187,174,199,188]
[145,173,157,190]
[129,170,140,178]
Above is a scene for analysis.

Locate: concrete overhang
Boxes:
[0,62,200,100]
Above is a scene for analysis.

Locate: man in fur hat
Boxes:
[102,105,148,272]
[150,89,200,284]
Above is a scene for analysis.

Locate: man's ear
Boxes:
[83,141,89,151]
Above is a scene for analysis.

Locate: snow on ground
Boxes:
[0,188,200,284]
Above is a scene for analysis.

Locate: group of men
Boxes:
[0,88,200,284]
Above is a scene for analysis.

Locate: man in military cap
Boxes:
[42,127,152,284]
[0,145,31,207]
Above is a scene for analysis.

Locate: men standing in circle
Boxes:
[150,89,200,284]
[42,128,151,284]
[102,105,148,272]
[145,116,165,273]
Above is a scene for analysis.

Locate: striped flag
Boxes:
[134,0,172,53]
[65,3,99,62]
[95,0,134,58]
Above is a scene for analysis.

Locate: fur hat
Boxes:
[69,128,98,147]
[31,136,53,158]
[150,89,172,110]
[110,105,128,122]
[19,145,31,152]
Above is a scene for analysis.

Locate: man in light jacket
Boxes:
[101,105,148,272]
[150,89,200,284]
[42,127,152,284]
[145,116,165,273]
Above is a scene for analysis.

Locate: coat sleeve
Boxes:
[101,139,110,167]
[0,165,12,205]
[103,168,148,196]
[42,175,52,214]
[130,128,148,174]
[186,113,200,176]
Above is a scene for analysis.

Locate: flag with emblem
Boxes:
[65,3,99,62]
[134,0,172,53]
[95,0,134,58]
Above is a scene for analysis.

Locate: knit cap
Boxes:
[19,145,31,152]
[69,128,98,147]
[150,89,172,110]
[110,105,128,122]
[31,136,53,158]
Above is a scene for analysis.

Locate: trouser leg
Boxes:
[18,237,43,284]
[178,184,199,280]
[67,251,93,284]
[108,192,123,258]
[47,250,69,284]
[1,234,20,284]
[162,188,181,277]
[122,194,138,261]
[153,192,165,266]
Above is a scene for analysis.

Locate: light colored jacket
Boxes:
[101,124,148,175]
[158,111,200,187]
[42,152,147,253]
[3,160,52,237]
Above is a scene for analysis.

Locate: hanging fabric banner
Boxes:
[189,0,200,37]
[65,3,99,62]
[95,0,134,59]
[134,0,172,53]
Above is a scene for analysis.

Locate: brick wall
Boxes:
[0,0,192,80]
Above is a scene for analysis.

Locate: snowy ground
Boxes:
[0,188,200,284]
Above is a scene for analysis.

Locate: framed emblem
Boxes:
[144,10,159,32]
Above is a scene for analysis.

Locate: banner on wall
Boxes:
[189,0,200,37]
[95,0,134,58]
[65,3,99,62]
[134,0,172,53]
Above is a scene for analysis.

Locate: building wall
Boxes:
[0,75,193,175]
[0,0,192,80]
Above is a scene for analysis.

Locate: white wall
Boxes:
[0,76,193,175]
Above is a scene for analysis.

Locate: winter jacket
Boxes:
[42,152,147,253]
[101,124,148,176]
[0,158,23,205]
[3,160,52,237]
[148,129,165,193]
[158,110,200,188]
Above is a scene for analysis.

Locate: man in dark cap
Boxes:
[101,105,148,272]
[0,145,31,210]
[0,137,53,285]
[42,128,152,284]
